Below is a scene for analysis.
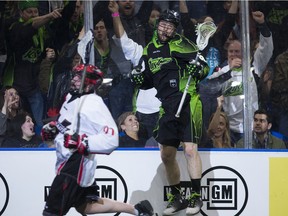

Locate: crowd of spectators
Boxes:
[0,0,287,149]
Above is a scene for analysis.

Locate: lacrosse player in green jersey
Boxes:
[109,1,211,214]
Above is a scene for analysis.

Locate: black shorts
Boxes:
[154,94,202,147]
[43,174,98,216]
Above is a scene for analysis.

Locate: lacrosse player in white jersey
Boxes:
[41,64,153,216]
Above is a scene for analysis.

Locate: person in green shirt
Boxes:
[109,1,209,214]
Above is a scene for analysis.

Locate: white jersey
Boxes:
[113,32,161,114]
[208,33,273,133]
[54,93,119,187]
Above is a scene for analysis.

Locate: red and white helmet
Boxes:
[72,64,104,91]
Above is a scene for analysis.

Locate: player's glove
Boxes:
[130,66,144,85]
[41,121,58,141]
[186,55,208,80]
[64,132,89,155]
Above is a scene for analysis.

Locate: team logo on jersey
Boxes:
[169,79,177,88]
[0,173,9,215]
[22,46,42,63]
[148,57,172,73]
[222,80,243,97]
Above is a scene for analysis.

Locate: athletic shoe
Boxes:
[135,200,154,216]
[186,193,203,215]
[163,193,189,215]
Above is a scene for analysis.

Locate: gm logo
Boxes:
[95,165,128,216]
[0,173,9,215]
[201,166,248,216]
[163,166,248,216]
[95,165,128,202]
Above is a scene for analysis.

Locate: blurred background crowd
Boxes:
[0,0,287,149]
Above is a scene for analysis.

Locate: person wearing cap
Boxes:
[1,0,62,133]
[109,1,209,215]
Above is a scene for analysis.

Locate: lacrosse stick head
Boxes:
[196,21,217,51]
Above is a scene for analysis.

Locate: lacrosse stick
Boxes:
[175,21,217,118]
[70,29,94,134]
